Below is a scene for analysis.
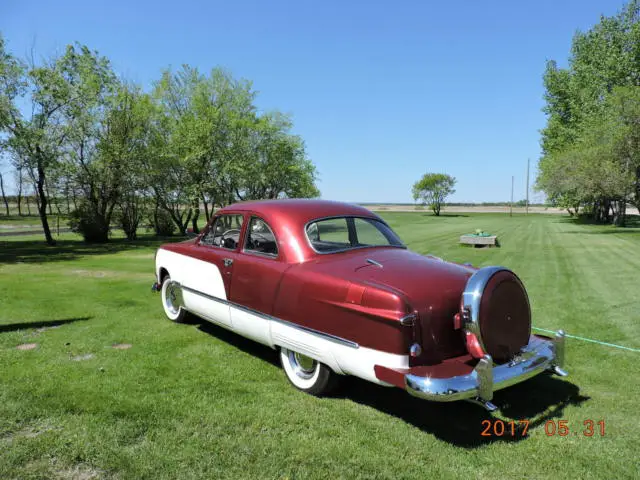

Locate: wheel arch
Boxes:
[159,267,170,283]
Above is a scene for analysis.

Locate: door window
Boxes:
[244,217,278,257]
[200,214,245,249]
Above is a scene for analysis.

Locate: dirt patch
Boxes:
[70,353,95,361]
[1,421,57,445]
[35,324,62,334]
[66,269,150,280]
[112,343,132,350]
[71,269,108,278]
[16,343,38,350]
[121,252,155,259]
[55,464,104,480]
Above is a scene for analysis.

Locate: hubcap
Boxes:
[164,282,181,315]
[288,350,318,379]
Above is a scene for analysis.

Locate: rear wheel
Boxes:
[279,347,338,395]
[161,275,187,323]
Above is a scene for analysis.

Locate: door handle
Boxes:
[223,258,233,267]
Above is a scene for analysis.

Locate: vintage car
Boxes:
[152,199,567,411]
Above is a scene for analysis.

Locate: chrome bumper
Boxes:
[405,331,567,411]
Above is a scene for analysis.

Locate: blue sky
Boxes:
[0,0,625,203]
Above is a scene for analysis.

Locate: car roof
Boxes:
[219,199,380,226]
[216,199,384,263]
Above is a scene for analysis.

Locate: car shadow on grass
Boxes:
[339,374,588,448]
[0,317,92,333]
[191,318,589,448]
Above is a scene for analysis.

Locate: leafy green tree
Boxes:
[0,39,114,244]
[412,173,456,216]
[537,1,640,224]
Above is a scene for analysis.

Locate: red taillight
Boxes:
[453,312,462,330]
[465,331,485,359]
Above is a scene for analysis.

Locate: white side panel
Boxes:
[270,320,409,385]
[270,321,343,373]
[230,308,271,346]
[156,249,231,327]
[332,345,409,384]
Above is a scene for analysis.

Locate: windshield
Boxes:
[305,216,405,253]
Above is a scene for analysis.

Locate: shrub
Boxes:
[150,208,176,237]
[68,203,110,243]
[119,204,140,240]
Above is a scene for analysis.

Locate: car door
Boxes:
[186,212,246,327]
[228,215,290,345]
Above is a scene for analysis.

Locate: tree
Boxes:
[537,1,640,224]
[412,173,456,216]
[0,38,114,244]
[0,169,8,215]
[149,66,319,234]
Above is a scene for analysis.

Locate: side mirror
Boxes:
[185,228,198,238]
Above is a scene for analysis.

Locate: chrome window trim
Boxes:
[180,284,359,349]
[303,215,406,255]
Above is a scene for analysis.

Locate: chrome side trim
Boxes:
[366,258,383,268]
[405,334,564,403]
[180,284,360,349]
[461,266,509,352]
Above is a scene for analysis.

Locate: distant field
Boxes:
[368,204,640,215]
[0,213,639,479]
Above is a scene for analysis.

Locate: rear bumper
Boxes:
[405,331,567,404]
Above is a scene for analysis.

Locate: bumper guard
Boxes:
[405,330,567,411]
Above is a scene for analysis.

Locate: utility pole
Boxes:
[510,175,514,217]
[525,158,530,215]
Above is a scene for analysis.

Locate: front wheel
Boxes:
[279,347,339,396]
[161,275,187,323]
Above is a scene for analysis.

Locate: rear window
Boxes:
[306,217,404,253]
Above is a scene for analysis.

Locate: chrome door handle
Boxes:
[223,258,233,267]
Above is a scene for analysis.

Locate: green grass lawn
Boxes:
[1,213,639,479]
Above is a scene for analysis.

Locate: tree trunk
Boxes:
[36,157,55,245]
[191,199,200,234]
[153,200,160,235]
[45,179,53,215]
[433,202,441,216]
[16,170,23,216]
[611,200,626,227]
[65,188,71,214]
[26,192,31,215]
[0,172,9,216]
[202,193,210,222]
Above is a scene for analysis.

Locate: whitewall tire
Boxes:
[279,347,338,396]
[161,275,187,323]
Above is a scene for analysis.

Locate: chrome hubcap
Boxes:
[164,282,180,315]
[288,350,318,379]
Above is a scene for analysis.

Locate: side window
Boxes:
[200,214,245,250]
[353,218,390,245]
[306,218,350,252]
[244,217,278,257]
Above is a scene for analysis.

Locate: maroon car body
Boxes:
[153,199,567,410]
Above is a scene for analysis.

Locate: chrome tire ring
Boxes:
[289,350,319,380]
[161,276,186,322]
[280,347,323,391]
